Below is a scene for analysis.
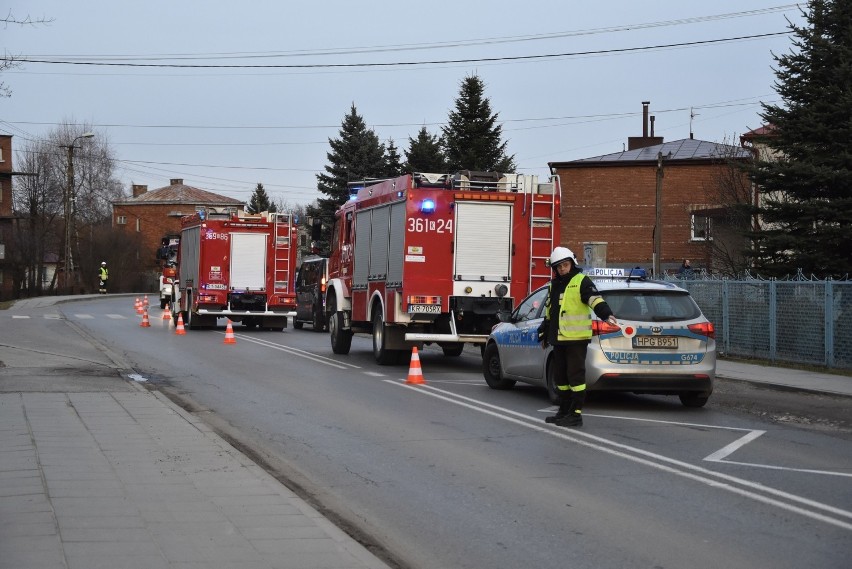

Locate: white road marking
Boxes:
[106,314,126,319]
[11,315,30,319]
[364,371,386,377]
[388,380,852,531]
[704,430,767,461]
[74,314,94,319]
[44,314,61,319]
[128,373,148,382]
[237,334,361,370]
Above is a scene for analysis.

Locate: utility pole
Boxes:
[60,133,94,293]
[653,151,665,277]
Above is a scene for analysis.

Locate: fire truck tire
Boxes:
[440,343,464,357]
[483,343,516,390]
[372,308,400,366]
[160,298,168,310]
[293,320,304,330]
[312,307,327,332]
[328,297,352,355]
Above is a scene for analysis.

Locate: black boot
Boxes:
[545,405,571,424]
[555,412,583,427]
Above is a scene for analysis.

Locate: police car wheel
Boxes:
[679,392,710,408]
[545,356,561,404]
[482,343,516,390]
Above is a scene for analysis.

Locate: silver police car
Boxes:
[482,268,716,407]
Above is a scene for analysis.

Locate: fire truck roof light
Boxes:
[420,199,436,213]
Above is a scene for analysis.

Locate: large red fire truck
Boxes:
[172,208,298,330]
[325,171,561,364]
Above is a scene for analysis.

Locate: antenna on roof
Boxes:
[689,107,699,140]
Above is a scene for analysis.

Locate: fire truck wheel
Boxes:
[372,307,399,366]
[440,343,464,357]
[160,298,168,310]
[328,296,352,355]
[312,307,326,332]
[483,343,516,390]
[293,320,304,330]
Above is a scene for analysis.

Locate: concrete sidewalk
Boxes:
[0,385,391,569]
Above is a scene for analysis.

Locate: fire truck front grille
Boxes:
[229,292,267,311]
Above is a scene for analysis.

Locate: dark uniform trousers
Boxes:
[550,341,588,410]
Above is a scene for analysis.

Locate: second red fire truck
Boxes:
[325,171,561,364]
[172,208,298,330]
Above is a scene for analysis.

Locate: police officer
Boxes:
[537,247,617,427]
[98,261,109,294]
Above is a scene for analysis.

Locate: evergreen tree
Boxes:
[313,104,386,250]
[384,138,404,177]
[404,127,447,173]
[750,0,852,277]
[442,75,515,173]
[247,182,276,214]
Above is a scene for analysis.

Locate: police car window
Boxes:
[515,288,548,322]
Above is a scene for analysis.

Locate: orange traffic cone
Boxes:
[162,304,172,321]
[223,320,236,344]
[143,294,149,307]
[136,298,144,314]
[175,313,186,335]
[140,306,151,327]
[405,347,425,385]
[134,297,141,310]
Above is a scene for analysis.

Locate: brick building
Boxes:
[549,105,753,275]
[111,179,244,269]
[0,135,14,300]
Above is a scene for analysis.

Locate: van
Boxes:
[293,256,328,331]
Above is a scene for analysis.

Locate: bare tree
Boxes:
[12,122,125,295]
[1,11,54,98]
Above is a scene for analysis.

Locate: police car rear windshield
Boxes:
[602,290,701,322]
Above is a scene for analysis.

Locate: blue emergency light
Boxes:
[420,199,436,213]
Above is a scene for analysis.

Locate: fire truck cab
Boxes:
[172,208,298,330]
[325,171,561,364]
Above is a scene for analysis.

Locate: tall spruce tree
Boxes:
[384,138,403,177]
[750,0,852,277]
[247,182,276,214]
[404,126,446,173]
[311,104,386,251]
[442,75,515,173]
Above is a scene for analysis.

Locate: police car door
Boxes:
[501,287,548,380]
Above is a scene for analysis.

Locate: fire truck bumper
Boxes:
[198,309,297,318]
[404,332,489,344]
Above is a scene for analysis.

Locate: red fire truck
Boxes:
[172,208,298,330]
[325,171,561,364]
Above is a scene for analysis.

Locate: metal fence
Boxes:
[669,277,852,370]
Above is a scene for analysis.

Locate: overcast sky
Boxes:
[2,1,804,208]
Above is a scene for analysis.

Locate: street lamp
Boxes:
[60,132,94,293]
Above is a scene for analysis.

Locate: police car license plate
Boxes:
[633,336,678,349]
[409,304,441,314]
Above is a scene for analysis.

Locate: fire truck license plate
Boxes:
[409,304,441,314]
[633,336,678,349]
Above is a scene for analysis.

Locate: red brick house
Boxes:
[548,108,753,275]
[111,179,244,269]
[0,135,14,300]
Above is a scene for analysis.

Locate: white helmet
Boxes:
[101,261,107,266]
[548,247,576,269]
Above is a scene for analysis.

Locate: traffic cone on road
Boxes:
[143,294,149,307]
[136,298,144,314]
[405,347,425,385]
[134,297,141,311]
[140,306,151,328]
[223,320,237,344]
[162,304,172,321]
[175,313,186,335]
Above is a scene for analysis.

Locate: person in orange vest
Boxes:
[537,247,617,427]
[98,261,109,294]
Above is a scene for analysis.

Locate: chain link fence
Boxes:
[669,274,852,370]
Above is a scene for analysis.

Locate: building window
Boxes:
[117,216,127,225]
[136,218,141,232]
[691,214,712,241]
[0,243,4,260]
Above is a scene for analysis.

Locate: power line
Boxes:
[13,32,790,69]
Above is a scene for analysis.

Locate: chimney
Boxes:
[170,178,183,186]
[132,184,147,197]
[627,101,665,151]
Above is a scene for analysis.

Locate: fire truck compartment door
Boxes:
[454,202,512,281]
[230,233,268,290]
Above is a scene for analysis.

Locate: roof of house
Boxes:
[549,138,752,168]
[113,180,244,206]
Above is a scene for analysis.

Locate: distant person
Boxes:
[98,261,109,294]
[677,259,693,278]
